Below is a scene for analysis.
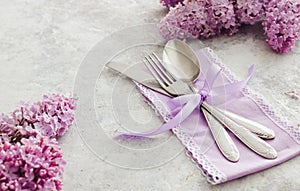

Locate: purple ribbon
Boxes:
[121,64,254,137]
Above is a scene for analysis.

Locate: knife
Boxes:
[107,61,240,162]
[106,61,277,159]
[106,61,172,96]
[106,61,275,140]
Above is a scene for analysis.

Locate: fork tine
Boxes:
[149,53,175,84]
[145,55,171,86]
[151,53,177,82]
[143,57,167,87]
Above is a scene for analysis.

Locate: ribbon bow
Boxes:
[121,64,254,137]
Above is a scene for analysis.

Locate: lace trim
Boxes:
[134,47,299,184]
[135,82,227,184]
[204,48,300,144]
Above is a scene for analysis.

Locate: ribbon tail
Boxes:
[202,64,222,93]
[208,65,254,102]
[120,94,201,137]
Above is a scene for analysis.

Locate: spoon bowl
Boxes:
[163,39,201,82]
[162,39,276,139]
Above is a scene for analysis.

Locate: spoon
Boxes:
[163,39,275,162]
[162,39,275,140]
[162,39,239,162]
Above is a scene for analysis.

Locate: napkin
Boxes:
[135,47,300,184]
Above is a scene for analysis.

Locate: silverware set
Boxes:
[107,39,277,162]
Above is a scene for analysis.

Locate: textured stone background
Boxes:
[0,1,300,190]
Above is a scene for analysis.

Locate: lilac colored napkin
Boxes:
[136,47,300,184]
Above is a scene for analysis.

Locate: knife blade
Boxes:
[107,61,275,140]
[107,61,277,159]
[106,61,171,96]
[107,61,240,161]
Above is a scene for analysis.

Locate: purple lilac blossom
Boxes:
[159,0,238,40]
[159,0,300,53]
[0,94,76,139]
[207,0,238,36]
[159,0,207,39]
[234,0,265,25]
[262,0,300,53]
[0,135,65,191]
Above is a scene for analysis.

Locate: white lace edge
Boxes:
[204,48,300,144]
[134,47,299,184]
[135,82,227,184]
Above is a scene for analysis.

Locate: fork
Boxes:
[143,52,277,160]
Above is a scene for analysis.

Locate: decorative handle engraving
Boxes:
[202,102,277,159]
[218,108,275,139]
[202,108,240,162]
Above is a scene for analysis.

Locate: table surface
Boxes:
[1,1,300,190]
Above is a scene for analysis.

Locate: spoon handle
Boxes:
[216,108,275,139]
[202,102,277,159]
[190,85,275,139]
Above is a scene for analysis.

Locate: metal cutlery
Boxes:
[162,39,275,140]
[107,61,275,139]
[142,52,277,160]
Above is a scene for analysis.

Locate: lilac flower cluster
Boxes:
[0,94,76,191]
[0,136,65,191]
[160,0,238,40]
[207,0,238,36]
[234,0,265,25]
[159,0,300,53]
[0,94,76,139]
[263,0,300,53]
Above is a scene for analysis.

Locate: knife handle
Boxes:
[202,108,240,162]
[202,102,277,159]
